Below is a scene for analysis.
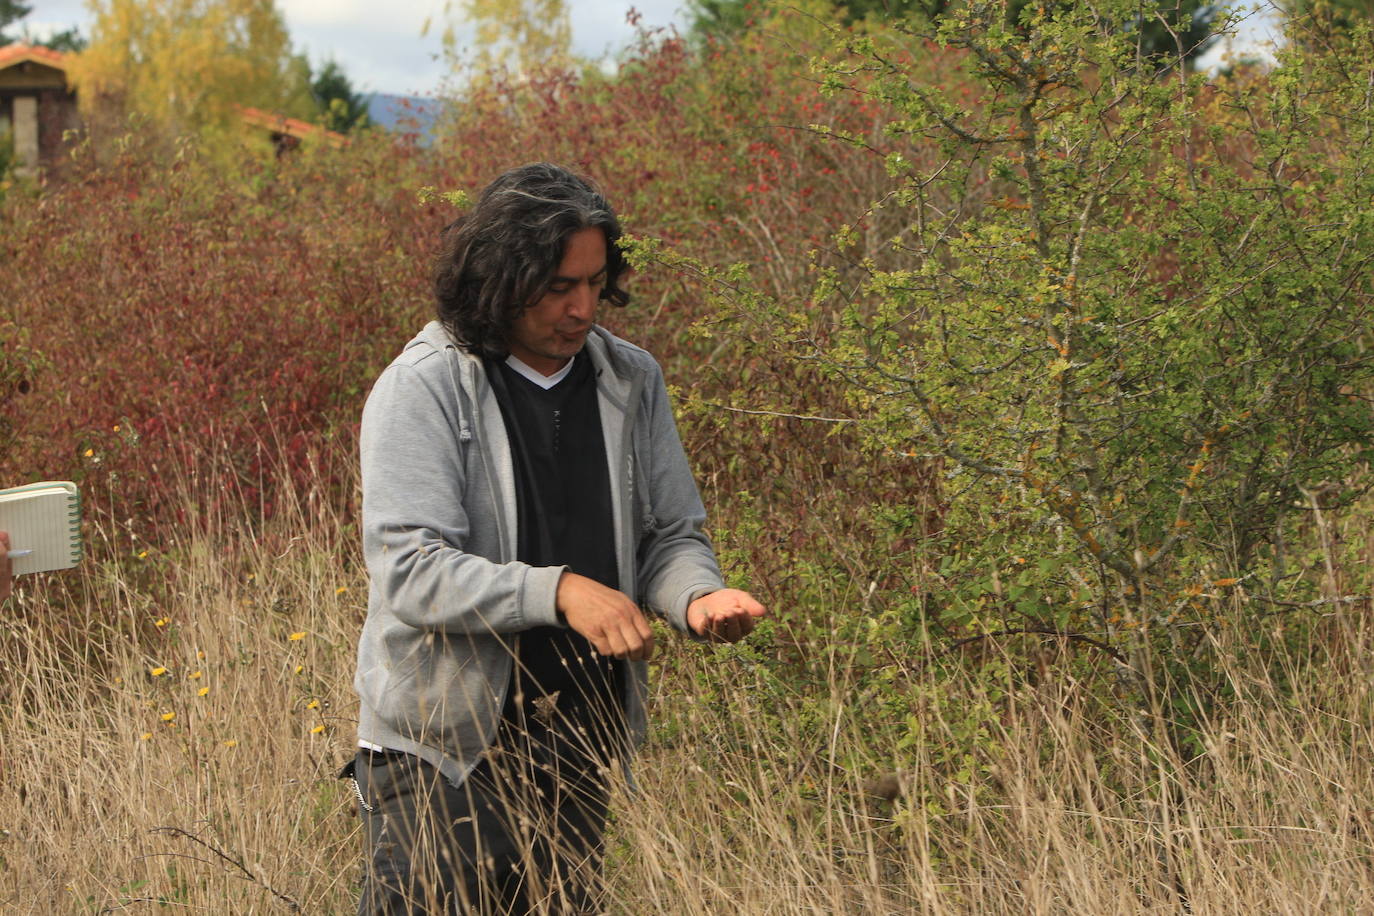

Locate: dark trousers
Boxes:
[344,704,623,915]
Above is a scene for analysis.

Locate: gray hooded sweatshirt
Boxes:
[355,321,724,787]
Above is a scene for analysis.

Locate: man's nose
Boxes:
[569,282,597,321]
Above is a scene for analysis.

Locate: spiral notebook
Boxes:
[0,481,83,576]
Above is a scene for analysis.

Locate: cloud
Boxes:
[281,0,440,33]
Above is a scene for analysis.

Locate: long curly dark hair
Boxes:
[433,163,631,358]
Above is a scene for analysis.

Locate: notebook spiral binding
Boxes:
[68,492,82,564]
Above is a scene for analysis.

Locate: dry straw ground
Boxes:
[1,475,1371,914]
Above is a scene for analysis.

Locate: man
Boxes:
[345,163,766,915]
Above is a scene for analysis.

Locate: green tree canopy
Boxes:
[1283,0,1374,36]
[641,0,1374,721]
[33,28,87,52]
[688,0,1219,64]
[0,1,30,43]
[0,1,85,50]
[310,59,368,133]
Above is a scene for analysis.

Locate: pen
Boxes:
[5,550,33,560]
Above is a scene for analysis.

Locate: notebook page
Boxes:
[0,483,82,575]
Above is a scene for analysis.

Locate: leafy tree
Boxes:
[440,0,572,76]
[0,3,86,63]
[68,0,313,138]
[1112,0,1219,61]
[686,0,756,37]
[34,28,87,52]
[640,0,1374,710]
[310,59,368,133]
[688,0,1219,64]
[1283,0,1374,40]
[0,1,29,45]
[689,0,952,36]
[1284,0,1374,20]
[0,0,88,52]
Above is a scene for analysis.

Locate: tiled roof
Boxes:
[0,43,71,72]
[0,48,347,150]
[238,106,348,149]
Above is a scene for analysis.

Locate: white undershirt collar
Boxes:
[504,353,575,390]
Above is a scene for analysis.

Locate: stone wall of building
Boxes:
[37,88,80,172]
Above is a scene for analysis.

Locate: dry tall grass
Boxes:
[1,485,1371,914]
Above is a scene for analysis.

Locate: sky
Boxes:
[1195,1,1285,72]
[12,0,695,97]
[12,1,1285,98]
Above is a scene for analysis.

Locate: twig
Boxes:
[700,401,857,425]
[938,626,1132,668]
[147,826,302,912]
[98,898,191,913]
[1250,595,1371,609]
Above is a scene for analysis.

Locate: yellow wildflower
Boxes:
[188,670,202,680]
[140,732,153,741]
[288,631,307,641]
[224,740,238,748]
[161,711,175,722]
[294,665,305,675]
[306,699,320,710]
[335,586,348,595]
[311,724,326,735]
[197,687,210,697]
[154,617,168,628]
[150,667,167,677]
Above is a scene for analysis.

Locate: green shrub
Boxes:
[633,1,1374,717]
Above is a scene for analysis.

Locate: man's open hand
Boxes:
[556,571,655,661]
[687,588,766,643]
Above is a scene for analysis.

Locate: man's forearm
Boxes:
[366,535,565,634]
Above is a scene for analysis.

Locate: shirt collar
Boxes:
[504,353,575,390]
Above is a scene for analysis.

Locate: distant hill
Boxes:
[365,93,444,143]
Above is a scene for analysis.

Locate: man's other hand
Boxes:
[687,589,767,643]
[556,571,655,661]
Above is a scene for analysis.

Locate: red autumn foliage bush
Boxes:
[0,24,963,590]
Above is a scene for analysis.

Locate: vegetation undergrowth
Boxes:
[1,469,1372,912]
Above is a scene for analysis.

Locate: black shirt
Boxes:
[486,354,624,727]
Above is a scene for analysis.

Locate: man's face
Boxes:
[507,227,607,376]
